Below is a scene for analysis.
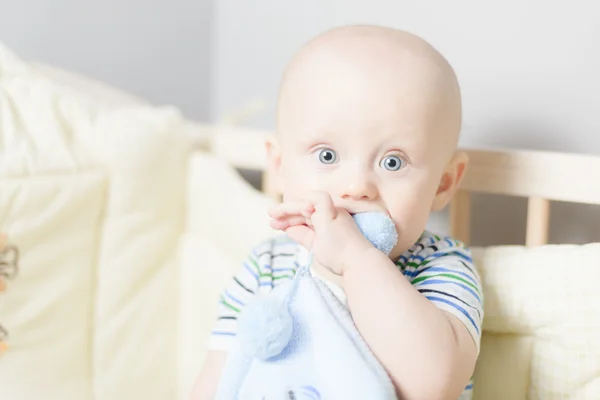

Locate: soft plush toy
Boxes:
[215,212,399,400]
[0,234,19,356]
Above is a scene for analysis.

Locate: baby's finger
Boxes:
[307,191,337,222]
[285,225,315,250]
[268,201,314,219]
[270,215,307,231]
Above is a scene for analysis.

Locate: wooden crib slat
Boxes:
[526,197,550,246]
[450,190,471,246]
[460,149,600,205]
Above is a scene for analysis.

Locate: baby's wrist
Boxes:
[341,241,380,276]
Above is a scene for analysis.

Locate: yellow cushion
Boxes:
[0,41,108,400]
[0,173,106,400]
[1,40,191,400]
[472,244,600,399]
[80,108,190,400]
[178,152,277,398]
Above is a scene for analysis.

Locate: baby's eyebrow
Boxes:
[386,149,413,164]
[297,132,336,147]
[311,129,341,139]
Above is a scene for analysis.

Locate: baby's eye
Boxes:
[316,148,338,164]
[380,155,404,171]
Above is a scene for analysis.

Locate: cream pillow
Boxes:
[74,107,191,400]
[1,40,192,400]
[0,172,106,400]
[1,40,109,400]
[178,152,276,399]
[472,244,600,400]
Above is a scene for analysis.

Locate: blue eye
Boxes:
[317,148,338,164]
[380,155,404,171]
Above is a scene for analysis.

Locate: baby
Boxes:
[193,25,483,400]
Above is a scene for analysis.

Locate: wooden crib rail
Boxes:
[451,148,600,246]
[208,127,600,247]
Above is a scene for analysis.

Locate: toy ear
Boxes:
[352,212,398,256]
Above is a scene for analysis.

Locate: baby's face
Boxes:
[270,27,464,259]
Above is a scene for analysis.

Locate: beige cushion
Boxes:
[178,152,276,398]
[0,173,106,400]
[79,108,190,400]
[472,244,600,399]
[0,41,108,400]
[1,40,191,400]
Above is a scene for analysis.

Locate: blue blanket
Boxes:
[214,212,398,400]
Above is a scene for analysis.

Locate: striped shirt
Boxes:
[209,230,483,398]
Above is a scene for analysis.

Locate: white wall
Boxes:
[213,0,600,245]
[0,0,212,120]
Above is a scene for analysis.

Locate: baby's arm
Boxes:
[343,238,482,400]
[190,248,263,399]
[190,350,227,400]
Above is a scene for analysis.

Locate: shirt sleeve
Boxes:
[408,235,484,354]
[207,250,261,351]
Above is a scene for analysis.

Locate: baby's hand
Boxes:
[268,191,372,275]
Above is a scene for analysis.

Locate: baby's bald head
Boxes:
[275,25,462,160]
[269,27,468,256]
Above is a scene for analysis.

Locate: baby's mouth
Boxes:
[348,210,390,217]
[336,202,389,217]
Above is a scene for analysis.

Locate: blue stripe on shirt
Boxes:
[224,290,245,306]
[273,267,296,273]
[425,295,480,334]
[211,330,236,336]
[416,279,482,304]
[243,262,259,280]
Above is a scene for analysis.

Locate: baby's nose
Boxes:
[340,179,378,201]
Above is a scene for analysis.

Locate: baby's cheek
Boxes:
[282,166,328,199]
[387,188,433,236]
[281,174,317,201]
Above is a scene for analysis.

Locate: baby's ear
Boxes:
[431,151,468,212]
[265,134,283,196]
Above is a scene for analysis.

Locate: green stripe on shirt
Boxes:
[220,298,241,313]
[412,273,481,296]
